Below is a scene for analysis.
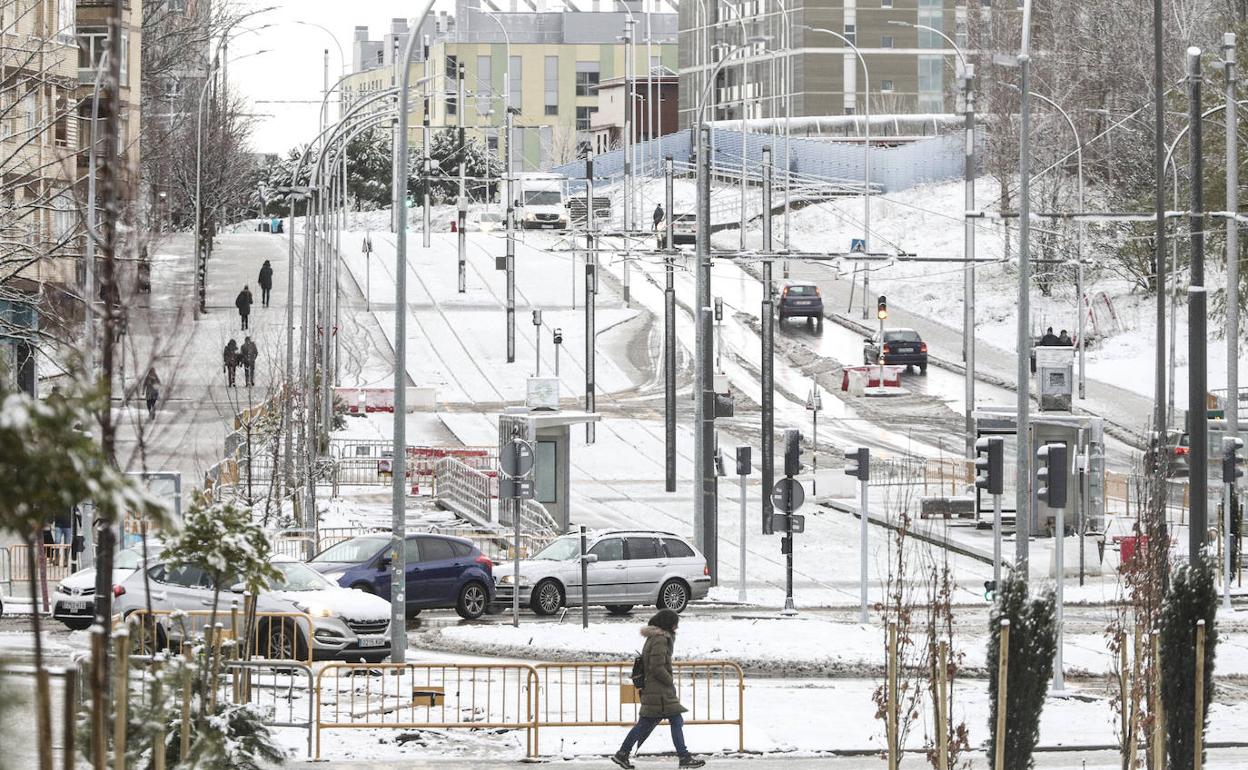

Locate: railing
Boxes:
[518,498,560,541]
[6,543,73,587]
[534,661,745,753]
[314,662,540,759]
[0,546,11,597]
[225,659,316,757]
[272,530,317,561]
[427,526,550,562]
[123,609,316,666]
[434,457,494,526]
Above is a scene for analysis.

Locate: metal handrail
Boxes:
[433,456,494,526]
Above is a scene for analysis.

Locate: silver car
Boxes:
[494,530,710,616]
[114,556,393,662]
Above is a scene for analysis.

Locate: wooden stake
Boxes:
[1195,619,1206,770]
[113,632,130,770]
[180,642,192,761]
[1129,625,1141,770]
[152,660,166,770]
[62,667,76,770]
[91,629,107,770]
[936,640,949,770]
[887,620,898,770]
[1119,632,1131,767]
[1152,630,1164,770]
[995,619,1010,770]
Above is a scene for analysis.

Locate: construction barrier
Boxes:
[226,659,316,756]
[314,662,541,758]
[6,543,73,586]
[534,661,745,753]
[123,609,315,666]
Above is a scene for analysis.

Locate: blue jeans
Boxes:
[54,527,72,545]
[620,713,688,757]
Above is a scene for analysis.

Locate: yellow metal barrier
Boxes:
[7,543,73,583]
[314,662,540,759]
[533,660,746,753]
[122,609,315,665]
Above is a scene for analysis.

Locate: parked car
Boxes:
[308,533,494,620]
[657,213,698,247]
[864,328,928,375]
[493,530,710,616]
[114,556,393,662]
[53,543,162,631]
[1144,429,1190,478]
[776,282,824,327]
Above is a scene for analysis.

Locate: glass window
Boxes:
[589,538,625,562]
[536,440,557,503]
[509,55,522,111]
[311,536,389,563]
[575,61,599,96]
[404,537,421,562]
[843,24,856,44]
[881,36,894,48]
[785,284,817,296]
[445,54,458,80]
[881,80,895,92]
[57,0,75,43]
[147,564,167,583]
[544,55,559,116]
[533,536,580,561]
[575,105,593,131]
[884,330,922,342]
[449,541,473,558]
[476,54,492,116]
[447,93,457,115]
[661,539,695,558]
[626,537,661,560]
[882,0,893,6]
[420,537,456,562]
[166,565,205,588]
[272,561,335,591]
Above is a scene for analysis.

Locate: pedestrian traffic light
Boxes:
[877,295,888,320]
[735,446,752,476]
[713,392,735,418]
[1224,437,1245,484]
[553,328,563,346]
[784,429,802,477]
[983,580,996,601]
[714,446,726,477]
[975,436,1004,496]
[1036,443,1068,508]
[844,446,870,481]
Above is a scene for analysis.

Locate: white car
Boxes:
[53,545,162,631]
[494,530,710,616]
[114,555,393,662]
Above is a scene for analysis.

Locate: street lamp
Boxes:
[801,25,872,319]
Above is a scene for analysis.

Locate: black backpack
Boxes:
[630,653,645,690]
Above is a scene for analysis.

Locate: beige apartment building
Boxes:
[75,0,143,203]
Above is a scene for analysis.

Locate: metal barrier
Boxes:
[226,659,316,757]
[5,544,73,591]
[124,609,315,666]
[0,546,11,597]
[434,457,495,526]
[326,441,497,490]
[314,662,540,759]
[517,499,560,541]
[314,526,393,553]
[0,664,79,770]
[271,530,317,561]
[427,526,549,562]
[534,661,745,753]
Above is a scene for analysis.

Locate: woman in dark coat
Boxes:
[258,260,274,307]
[612,609,704,768]
[223,339,239,387]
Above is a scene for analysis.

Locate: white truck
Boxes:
[514,173,568,230]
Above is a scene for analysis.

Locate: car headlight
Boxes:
[498,574,514,585]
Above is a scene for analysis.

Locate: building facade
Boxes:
[344,0,677,171]
[76,0,144,204]
[589,71,678,155]
[678,0,965,128]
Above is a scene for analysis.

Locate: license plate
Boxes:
[65,600,87,612]
[358,635,387,647]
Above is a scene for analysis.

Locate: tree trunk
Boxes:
[27,536,53,770]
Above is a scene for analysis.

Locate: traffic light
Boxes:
[714,446,726,477]
[784,429,802,477]
[877,295,888,320]
[983,580,996,601]
[553,328,563,346]
[1224,437,1245,484]
[1036,443,1068,508]
[735,446,752,476]
[974,436,1004,496]
[844,446,870,481]
[713,392,735,418]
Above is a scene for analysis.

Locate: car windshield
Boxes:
[786,285,816,296]
[884,330,921,342]
[532,537,581,561]
[310,536,388,564]
[674,214,697,222]
[524,191,562,206]
[114,548,151,570]
[271,561,336,591]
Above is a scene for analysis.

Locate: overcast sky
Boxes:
[231,1,451,155]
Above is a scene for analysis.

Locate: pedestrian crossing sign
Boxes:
[850,238,867,254]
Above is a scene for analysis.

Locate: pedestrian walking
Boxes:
[258,260,274,307]
[240,336,258,387]
[235,285,254,330]
[1039,326,1059,346]
[1057,329,1073,346]
[52,508,72,565]
[143,367,161,419]
[223,338,239,387]
[653,203,665,232]
[612,609,705,769]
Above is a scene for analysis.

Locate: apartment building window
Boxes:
[168,0,189,11]
[544,56,559,115]
[56,0,75,43]
[843,24,855,44]
[445,54,458,80]
[881,80,895,92]
[575,105,593,131]
[54,95,70,147]
[78,27,129,85]
[881,35,893,48]
[476,54,492,115]
[509,56,522,111]
[575,62,599,97]
[447,93,457,115]
[881,0,893,7]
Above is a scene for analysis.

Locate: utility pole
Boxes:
[457,61,467,293]
[736,446,751,602]
[506,106,516,364]
[1188,46,1209,565]
[845,447,870,623]
[585,151,597,444]
[1015,0,1035,575]
[422,35,432,249]
[622,18,635,306]
[1225,33,1239,468]
[664,157,677,492]
[695,124,717,578]
[532,309,543,376]
[761,147,776,535]
[963,64,977,458]
[1153,0,1168,439]
[1037,443,1068,691]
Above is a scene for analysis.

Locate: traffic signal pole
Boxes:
[1223,437,1243,609]
[845,447,870,623]
[1037,442,1068,691]
[1188,47,1209,565]
[585,151,596,444]
[505,106,516,364]
[761,148,776,535]
[664,157,677,492]
[695,124,718,582]
[457,61,467,294]
[736,446,751,603]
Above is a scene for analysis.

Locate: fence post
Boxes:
[936,641,949,770]
[113,632,130,770]
[1152,630,1164,770]
[151,659,166,770]
[1119,632,1131,766]
[887,620,898,770]
[1195,619,1206,770]
[180,642,192,761]
[62,667,77,770]
[995,619,1010,770]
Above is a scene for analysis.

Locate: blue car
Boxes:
[308,534,494,620]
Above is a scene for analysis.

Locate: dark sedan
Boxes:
[308,533,495,620]
[864,328,928,375]
[777,282,824,327]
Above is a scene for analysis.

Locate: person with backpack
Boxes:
[612,609,705,769]
[235,285,254,330]
[258,260,274,307]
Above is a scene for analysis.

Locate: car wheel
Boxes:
[264,619,307,662]
[605,605,634,616]
[61,618,92,632]
[530,579,565,616]
[657,579,690,613]
[920,363,928,376]
[456,582,488,620]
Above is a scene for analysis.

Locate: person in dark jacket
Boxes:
[223,339,239,387]
[1057,329,1073,346]
[143,367,161,419]
[235,286,254,330]
[653,204,665,232]
[240,336,258,387]
[1039,326,1060,346]
[612,609,705,769]
[258,260,274,307]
